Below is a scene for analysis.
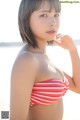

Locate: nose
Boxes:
[48,17,57,26]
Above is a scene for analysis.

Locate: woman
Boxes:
[10,0,80,120]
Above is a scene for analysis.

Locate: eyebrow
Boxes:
[39,10,51,13]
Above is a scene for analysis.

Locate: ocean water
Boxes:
[0,45,80,120]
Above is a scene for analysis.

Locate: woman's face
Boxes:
[29,1,60,42]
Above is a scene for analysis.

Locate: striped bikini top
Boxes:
[30,77,69,106]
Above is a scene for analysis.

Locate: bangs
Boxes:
[48,0,61,12]
[34,0,61,13]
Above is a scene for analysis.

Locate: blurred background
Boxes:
[0,0,80,120]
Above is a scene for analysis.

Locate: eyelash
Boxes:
[39,14,48,17]
[39,13,60,18]
[54,14,60,17]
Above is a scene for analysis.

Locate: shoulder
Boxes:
[11,51,39,83]
[13,50,38,69]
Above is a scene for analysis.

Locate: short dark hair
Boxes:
[18,0,61,48]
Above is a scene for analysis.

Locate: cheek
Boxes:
[57,19,60,26]
[55,19,60,30]
[29,22,41,38]
[30,18,45,34]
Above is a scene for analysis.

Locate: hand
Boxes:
[53,34,76,51]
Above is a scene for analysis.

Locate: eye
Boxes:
[54,13,60,17]
[39,14,48,17]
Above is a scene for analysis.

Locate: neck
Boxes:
[27,42,47,54]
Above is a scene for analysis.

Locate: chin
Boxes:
[47,34,57,41]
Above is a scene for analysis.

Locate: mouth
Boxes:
[46,30,56,34]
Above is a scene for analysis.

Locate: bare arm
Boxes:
[10,52,38,120]
[54,35,80,93]
[65,47,80,93]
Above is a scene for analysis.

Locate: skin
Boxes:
[10,1,80,120]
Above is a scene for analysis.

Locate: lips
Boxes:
[46,30,56,34]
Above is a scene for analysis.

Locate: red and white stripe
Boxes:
[30,79,69,106]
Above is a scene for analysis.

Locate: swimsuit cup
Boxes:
[30,77,69,106]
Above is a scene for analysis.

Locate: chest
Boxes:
[36,57,64,82]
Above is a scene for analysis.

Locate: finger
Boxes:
[54,38,62,43]
[54,34,63,41]
[53,39,62,46]
[55,33,63,39]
